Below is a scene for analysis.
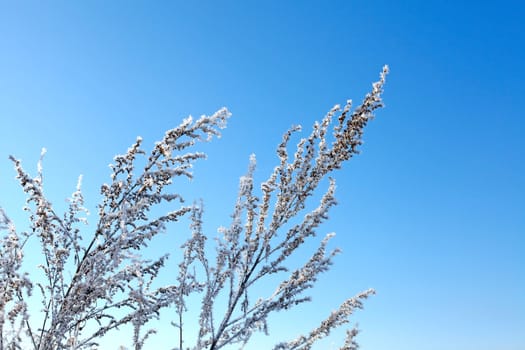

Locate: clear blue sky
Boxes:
[0,1,523,349]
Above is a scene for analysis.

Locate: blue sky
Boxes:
[0,1,523,349]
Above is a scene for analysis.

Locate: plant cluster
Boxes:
[0,66,388,350]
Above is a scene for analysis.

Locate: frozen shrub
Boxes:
[0,66,388,350]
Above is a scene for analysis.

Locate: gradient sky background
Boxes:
[0,1,523,350]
